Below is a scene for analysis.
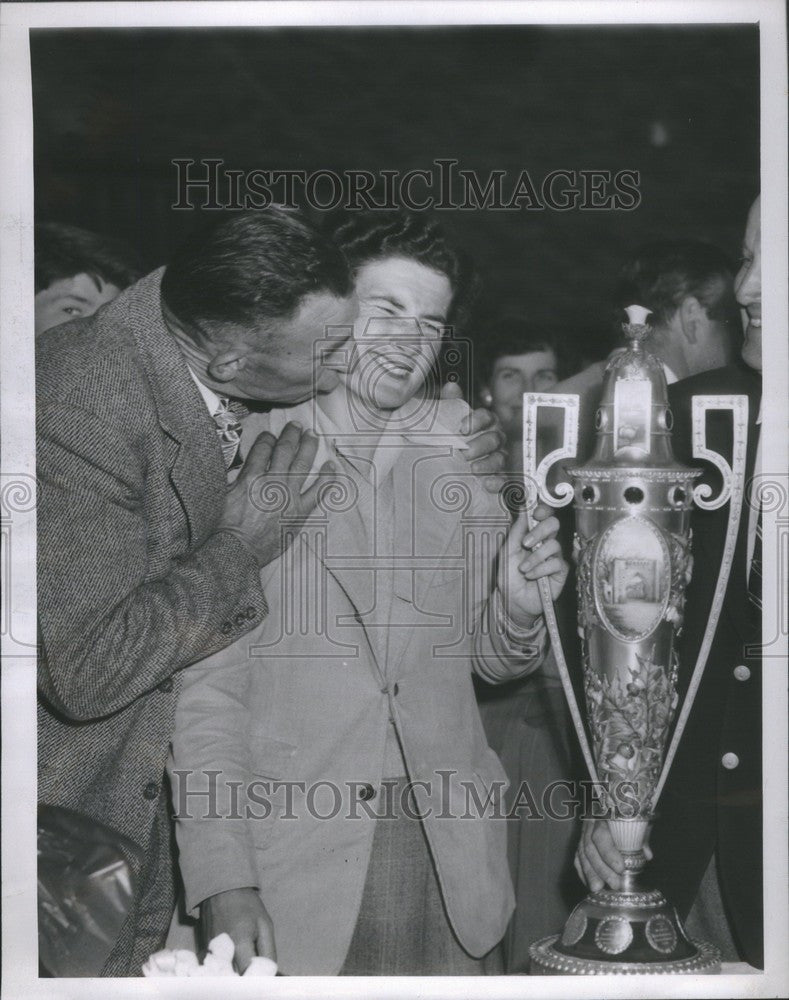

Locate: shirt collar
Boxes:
[313,395,471,481]
[187,366,223,416]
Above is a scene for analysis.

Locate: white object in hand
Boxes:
[143,932,277,977]
[244,956,278,977]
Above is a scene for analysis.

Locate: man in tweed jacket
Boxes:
[36,210,358,975]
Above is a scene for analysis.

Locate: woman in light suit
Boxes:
[169,212,568,975]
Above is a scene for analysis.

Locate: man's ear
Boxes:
[207,350,248,384]
[677,296,705,345]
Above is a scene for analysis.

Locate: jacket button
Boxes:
[733,664,751,682]
[158,677,174,693]
[143,781,160,800]
[221,622,232,635]
[234,612,247,627]
[245,606,256,619]
[358,784,376,801]
[721,752,739,770]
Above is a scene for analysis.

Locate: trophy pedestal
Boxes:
[529,883,721,975]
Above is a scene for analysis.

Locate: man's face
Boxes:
[221,290,358,404]
[34,272,122,336]
[340,256,454,411]
[734,196,762,372]
[487,350,559,438]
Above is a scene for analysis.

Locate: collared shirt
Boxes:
[259,393,544,775]
[187,366,223,416]
[280,395,474,778]
[305,393,470,484]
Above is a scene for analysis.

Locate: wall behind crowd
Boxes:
[31,24,758,369]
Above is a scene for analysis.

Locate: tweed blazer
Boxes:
[170,400,549,974]
[36,269,268,973]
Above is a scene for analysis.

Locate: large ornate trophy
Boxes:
[525,306,748,974]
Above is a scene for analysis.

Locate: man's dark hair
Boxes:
[161,209,351,338]
[478,315,562,385]
[331,210,479,332]
[615,240,735,327]
[35,223,142,295]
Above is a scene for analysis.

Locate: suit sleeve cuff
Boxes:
[491,587,545,650]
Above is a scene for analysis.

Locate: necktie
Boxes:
[747,504,762,628]
[212,397,249,471]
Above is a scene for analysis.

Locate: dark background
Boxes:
[31,25,759,368]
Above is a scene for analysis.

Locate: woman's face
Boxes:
[487,349,559,438]
[340,256,454,411]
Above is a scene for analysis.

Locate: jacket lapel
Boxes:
[126,270,227,546]
[724,378,762,643]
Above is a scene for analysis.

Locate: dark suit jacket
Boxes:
[36,269,268,974]
[648,362,763,968]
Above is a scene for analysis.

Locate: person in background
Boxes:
[477,317,561,473]
[552,240,741,464]
[474,317,584,972]
[575,197,764,969]
[34,222,142,335]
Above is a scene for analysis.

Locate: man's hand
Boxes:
[201,888,276,974]
[574,819,652,892]
[497,506,569,625]
[440,382,505,493]
[217,422,335,567]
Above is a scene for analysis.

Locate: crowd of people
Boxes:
[35,198,764,976]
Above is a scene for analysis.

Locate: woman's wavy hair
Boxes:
[331,210,480,335]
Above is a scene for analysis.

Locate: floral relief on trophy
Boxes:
[573,530,600,634]
[665,530,693,632]
[584,646,679,815]
[593,517,670,642]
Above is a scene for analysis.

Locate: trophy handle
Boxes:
[651,394,749,808]
[690,394,749,510]
[521,392,602,788]
[522,393,579,508]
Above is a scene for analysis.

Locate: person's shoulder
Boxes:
[554,359,609,396]
[36,270,164,415]
[669,361,761,405]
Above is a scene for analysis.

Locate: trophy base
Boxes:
[529,887,721,975]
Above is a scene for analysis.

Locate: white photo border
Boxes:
[1,3,786,998]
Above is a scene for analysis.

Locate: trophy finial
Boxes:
[622,304,652,346]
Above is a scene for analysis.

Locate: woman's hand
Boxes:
[497,506,568,626]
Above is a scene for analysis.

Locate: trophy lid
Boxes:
[584,305,681,469]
